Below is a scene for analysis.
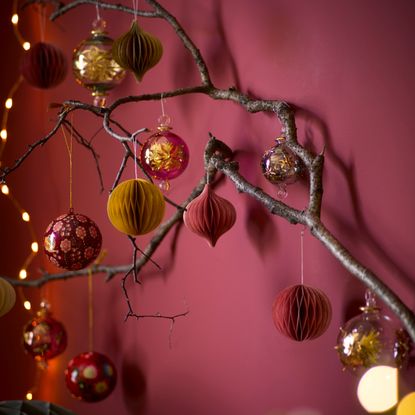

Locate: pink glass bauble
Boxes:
[139,114,189,191]
[272,284,332,341]
[22,300,68,368]
[43,208,102,270]
[336,289,412,374]
[65,351,117,402]
[20,42,68,90]
[260,137,304,199]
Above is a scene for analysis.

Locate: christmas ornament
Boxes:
[139,114,189,191]
[72,17,126,107]
[0,400,78,415]
[0,277,16,317]
[260,137,304,199]
[272,284,332,341]
[183,183,237,247]
[43,208,102,271]
[22,300,68,369]
[65,351,117,402]
[20,42,68,90]
[111,19,163,83]
[336,289,412,373]
[107,179,166,235]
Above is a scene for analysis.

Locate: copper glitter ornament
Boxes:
[260,137,304,199]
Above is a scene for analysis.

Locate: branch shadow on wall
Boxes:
[122,359,147,414]
[292,106,415,297]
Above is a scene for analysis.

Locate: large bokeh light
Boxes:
[357,366,398,412]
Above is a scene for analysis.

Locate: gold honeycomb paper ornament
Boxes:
[111,20,163,83]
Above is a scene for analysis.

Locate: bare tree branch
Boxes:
[3,0,414,347]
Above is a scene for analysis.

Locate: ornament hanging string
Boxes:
[95,1,101,22]
[161,92,166,118]
[132,0,138,21]
[88,267,93,352]
[88,251,106,352]
[61,113,73,210]
[301,226,306,285]
[37,3,47,43]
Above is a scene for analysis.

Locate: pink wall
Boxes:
[1,0,415,414]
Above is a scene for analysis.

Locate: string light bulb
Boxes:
[11,14,18,24]
[31,243,38,253]
[5,99,12,109]
[19,270,27,279]
[24,301,31,310]
[23,42,30,50]
[1,184,9,194]
[22,212,30,221]
[26,391,33,400]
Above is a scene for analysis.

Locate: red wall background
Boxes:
[1,1,415,414]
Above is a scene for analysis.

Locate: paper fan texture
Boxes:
[107,179,165,236]
[19,42,68,90]
[183,184,237,247]
[0,400,78,415]
[272,284,332,341]
[111,20,163,83]
[0,277,16,318]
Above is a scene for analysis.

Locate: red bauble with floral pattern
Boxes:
[43,209,102,270]
[65,351,117,402]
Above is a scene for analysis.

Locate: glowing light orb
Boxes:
[357,366,398,412]
[397,392,415,415]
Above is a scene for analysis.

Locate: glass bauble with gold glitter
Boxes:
[140,114,189,191]
[72,18,126,107]
[21,300,68,369]
[260,137,304,199]
[335,290,412,374]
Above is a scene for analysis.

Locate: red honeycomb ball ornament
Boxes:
[43,208,102,270]
[20,42,68,90]
[272,284,332,341]
[65,351,117,402]
[139,114,189,191]
[22,300,68,369]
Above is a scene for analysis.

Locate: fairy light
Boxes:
[31,243,38,253]
[24,301,31,310]
[11,14,18,24]
[19,269,27,279]
[1,184,9,194]
[1,130,7,140]
[5,99,12,109]
[26,392,33,400]
[23,42,31,50]
[22,212,30,221]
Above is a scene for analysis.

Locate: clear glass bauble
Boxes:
[21,299,68,369]
[72,18,126,107]
[336,290,412,374]
[139,114,189,191]
[260,137,304,199]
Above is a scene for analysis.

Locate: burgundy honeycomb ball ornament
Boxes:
[20,42,68,90]
[43,208,102,270]
[272,284,332,341]
[65,351,117,402]
[22,299,68,369]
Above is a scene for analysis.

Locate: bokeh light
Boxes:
[357,366,398,412]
